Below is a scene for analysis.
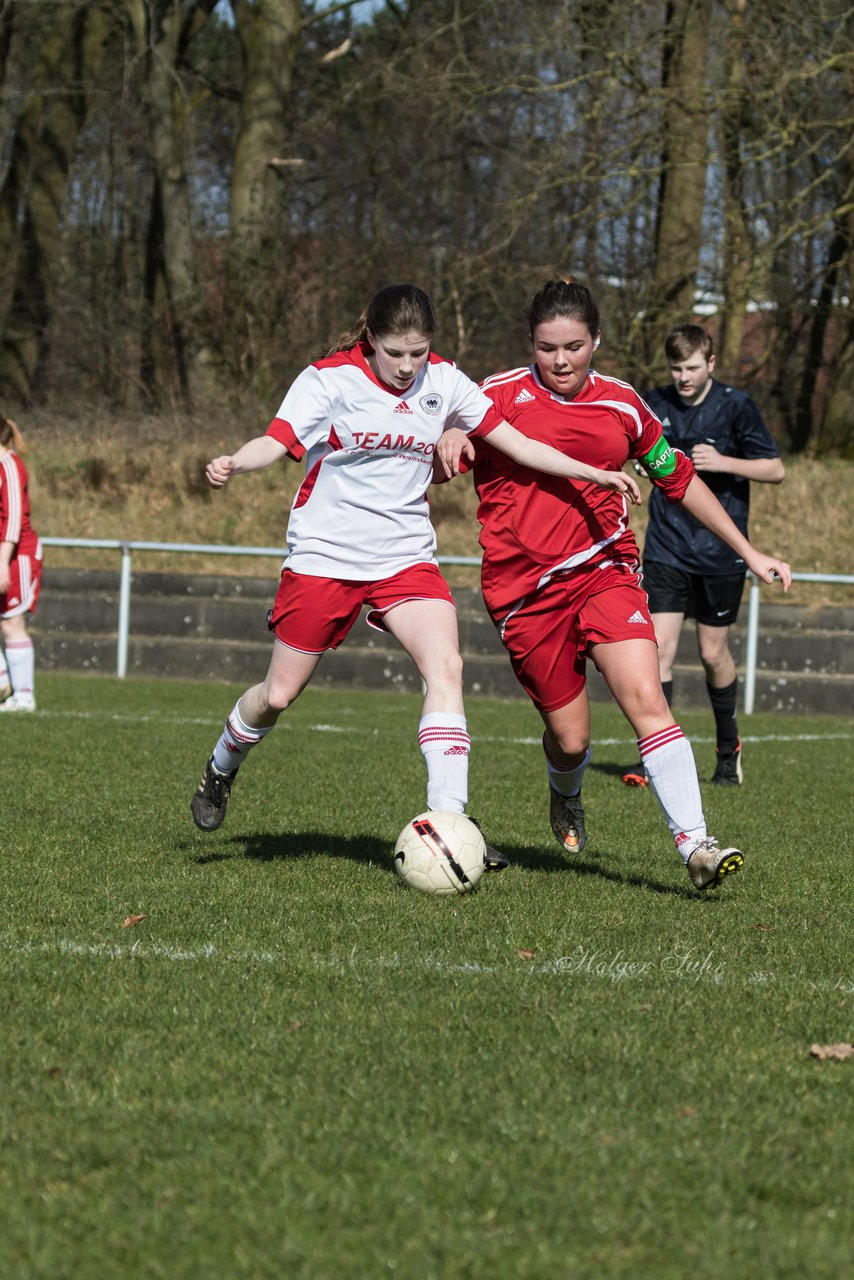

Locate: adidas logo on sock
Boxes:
[393,401,414,414]
[627,610,647,624]
[514,388,535,403]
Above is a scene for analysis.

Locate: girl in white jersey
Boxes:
[437,280,792,890]
[190,283,640,865]
[0,414,42,713]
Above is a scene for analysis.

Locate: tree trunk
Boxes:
[126,0,219,406]
[0,3,113,403]
[716,0,751,382]
[229,0,301,246]
[795,208,854,455]
[643,0,712,375]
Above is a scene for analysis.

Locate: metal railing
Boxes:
[40,536,852,712]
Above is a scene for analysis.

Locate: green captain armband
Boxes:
[638,436,677,477]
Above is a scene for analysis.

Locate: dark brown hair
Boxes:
[328,284,436,355]
[525,279,600,341]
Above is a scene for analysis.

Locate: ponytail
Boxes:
[0,414,26,454]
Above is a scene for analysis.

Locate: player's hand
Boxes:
[0,564,9,593]
[691,443,726,473]
[594,469,642,505]
[748,554,792,591]
[205,456,235,488]
[436,428,475,479]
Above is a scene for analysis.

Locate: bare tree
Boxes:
[125,0,222,405]
[0,2,113,402]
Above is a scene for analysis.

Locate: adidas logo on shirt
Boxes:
[627,610,647,624]
[514,388,535,404]
[393,401,414,415]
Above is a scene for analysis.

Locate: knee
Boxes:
[699,640,731,673]
[260,681,293,716]
[549,727,590,763]
[626,673,672,723]
[424,648,464,694]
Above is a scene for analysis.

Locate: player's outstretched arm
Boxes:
[486,420,641,503]
[205,436,288,488]
[680,475,792,590]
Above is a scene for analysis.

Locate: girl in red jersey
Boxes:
[190,284,640,864]
[0,414,42,713]
[437,280,792,890]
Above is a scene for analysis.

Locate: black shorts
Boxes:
[642,560,745,627]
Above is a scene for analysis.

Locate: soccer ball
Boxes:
[393,811,486,897]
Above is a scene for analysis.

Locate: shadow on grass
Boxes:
[186,829,705,899]
[588,759,646,782]
[190,829,394,869]
[505,843,705,899]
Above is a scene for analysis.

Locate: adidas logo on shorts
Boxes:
[627,610,647,624]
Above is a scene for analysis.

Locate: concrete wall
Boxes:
[31,568,854,715]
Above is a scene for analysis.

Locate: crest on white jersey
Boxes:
[514,388,535,404]
[419,393,443,415]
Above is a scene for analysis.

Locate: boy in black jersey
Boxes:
[627,325,785,787]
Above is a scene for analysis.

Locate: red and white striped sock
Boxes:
[638,724,706,863]
[212,699,273,773]
[418,713,470,813]
[6,637,34,697]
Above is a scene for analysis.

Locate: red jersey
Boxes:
[0,450,39,557]
[475,365,694,616]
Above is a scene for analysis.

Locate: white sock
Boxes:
[6,637,34,699]
[639,725,706,862]
[0,647,9,683]
[212,699,273,773]
[544,739,590,798]
[418,713,470,813]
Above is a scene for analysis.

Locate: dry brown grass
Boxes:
[19,407,854,604]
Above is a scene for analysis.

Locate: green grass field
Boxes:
[1,674,852,1279]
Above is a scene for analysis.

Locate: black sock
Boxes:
[662,679,673,708]
[707,679,738,754]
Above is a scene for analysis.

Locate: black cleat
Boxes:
[712,739,743,786]
[191,757,238,831]
[469,816,510,872]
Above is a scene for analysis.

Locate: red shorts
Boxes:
[495,564,657,713]
[0,552,42,619]
[268,562,455,653]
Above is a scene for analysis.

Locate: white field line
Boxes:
[0,934,851,996]
[29,708,854,748]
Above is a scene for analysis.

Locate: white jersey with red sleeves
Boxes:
[475,364,694,616]
[266,341,502,580]
[0,449,40,557]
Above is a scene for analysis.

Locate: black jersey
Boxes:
[642,380,780,575]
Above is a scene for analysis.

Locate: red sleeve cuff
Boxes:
[267,416,306,460]
[657,451,695,503]
[469,403,505,439]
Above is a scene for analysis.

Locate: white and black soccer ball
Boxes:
[393,811,486,897]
